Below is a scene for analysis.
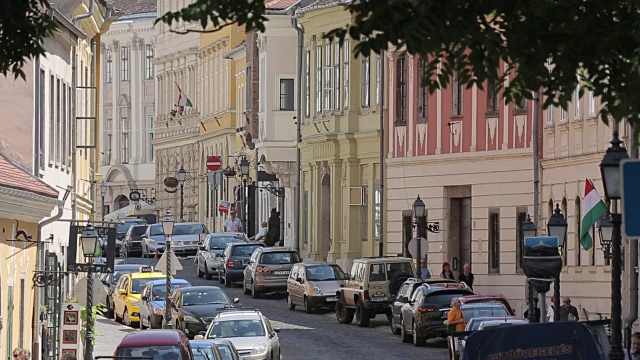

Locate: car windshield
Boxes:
[131,277,164,294]
[152,283,190,300]
[208,319,265,339]
[116,222,136,234]
[130,226,147,236]
[182,289,229,305]
[306,265,346,281]
[215,344,235,360]
[231,245,261,257]
[174,224,206,235]
[116,345,182,360]
[424,291,471,305]
[259,252,300,265]
[462,305,510,319]
[150,225,164,236]
[192,347,217,360]
[210,237,241,250]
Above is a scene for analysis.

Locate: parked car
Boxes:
[196,233,248,279]
[397,282,474,345]
[113,267,167,326]
[121,224,148,257]
[114,218,147,255]
[243,247,302,299]
[197,339,241,360]
[142,224,166,258]
[201,309,281,360]
[171,222,210,256]
[114,329,194,360]
[390,278,427,335]
[448,315,521,360]
[335,256,415,328]
[218,242,266,287]
[190,341,223,360]
[457,294,516,316]
[139,279,192,329]
[286,262,346,313]
[101,263,147,318]
[171,286,240,339]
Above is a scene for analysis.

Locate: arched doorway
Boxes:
[320,173,331,260]
[113,195,130,210]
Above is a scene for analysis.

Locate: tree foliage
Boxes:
[0,0,56,79]
[160,0,640,127]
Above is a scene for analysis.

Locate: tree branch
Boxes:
[169,21,236,35]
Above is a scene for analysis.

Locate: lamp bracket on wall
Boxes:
[258,182,285,197]
[412,221,440,233]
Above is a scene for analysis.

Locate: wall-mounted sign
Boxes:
[164,176,179,193]
[67,225,115,273]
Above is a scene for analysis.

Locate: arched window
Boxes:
[561,198,568,265]
[575,197,582,266]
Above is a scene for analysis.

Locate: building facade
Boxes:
[385,52,538,315]
[154,0,201,221]
[99,0,157,219]
[296,1,384,270]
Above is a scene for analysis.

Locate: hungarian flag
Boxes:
[580,179,608,250]
[175,82,193,114]
[218,200,231,214]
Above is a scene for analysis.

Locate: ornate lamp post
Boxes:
[80,223,99,360]
[240,158,250,232]
[599,130,629,360]
[412,195,426,272]
[162,209,175,329]
[521,214,537,322]
[177,166,187,221]
[547,204,568,322]
[597,213,613,263]
[100,181,107,221]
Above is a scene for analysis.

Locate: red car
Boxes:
[114,330,194,360]
[457,294,516,316]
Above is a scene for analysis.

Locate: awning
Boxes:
[104,202,156,220]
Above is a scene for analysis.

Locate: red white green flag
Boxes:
[175,83,193,114]
[580,178,608,250]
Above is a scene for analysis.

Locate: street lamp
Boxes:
[547,203,567,322]
[597,213,613,263]
[521,214,537,323]
[100,181,107,221]
[599,130,629,360]
[177,166,186,221]
[161,209,175,329]
[240,158,250,233]
[412,196,427,273]
[80,223,99,360]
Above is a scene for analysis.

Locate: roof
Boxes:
[178,286,224,292]
[215,310,262,321]
[0,151,58,199]
[354,256,413,263]
[189,341,216,348]
[149,279,191,286]
[260,246,297,252]
[118,330,184,347]
[107,0,156,15]
[265,0,299,10]
[130,272,165,279]
[295,0,351,17]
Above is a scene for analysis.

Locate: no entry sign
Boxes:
[206,156,222,171]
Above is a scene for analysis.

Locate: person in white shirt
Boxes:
[249,222,268,241]
[223,210,243,233]
[547,296,555,322]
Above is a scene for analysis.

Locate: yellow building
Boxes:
[295,2,384,269]
[0,153,60,357]
[197,24,246,231]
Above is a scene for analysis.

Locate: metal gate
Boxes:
[43,252,62,360]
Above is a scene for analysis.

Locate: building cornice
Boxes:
[540,152,603,169]
[386,148,533,166]
[154,47,200,64]
[0,188,61,223]
[294,0,351,19]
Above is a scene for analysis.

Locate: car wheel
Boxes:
[390,315,401,335]
[205,266,213,280]
[287,294,295,310]
[400,318,412,343]
[140,316,148,330]
[106,298,114,319]
[142,246,147,258]
[123,308,132,327]
[243,279,251,295]
[413,321,426,346]
[224,274,232,288]
[386,312,393,322]
[335,300,354,324]
[304,296,313,314]
[218,270,225,284]
[197,262,204,278]
[355,301,370,327]
[251,281,260,299]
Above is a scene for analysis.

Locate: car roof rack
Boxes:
[419,281,471,291]
[361,256,404,259]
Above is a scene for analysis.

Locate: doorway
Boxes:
[320,174,331,260]
[449,197,472,279]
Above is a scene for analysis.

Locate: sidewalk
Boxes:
[93,316,136,357]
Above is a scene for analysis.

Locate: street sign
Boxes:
[155,250,183,275]
[622,159,640,238]
[67,225,116,273]
[407,237,428,258]
[206,156,222,171]
[68,263,112,273]
[524,236,560,248]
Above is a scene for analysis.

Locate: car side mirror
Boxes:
[274,328,280,333]
[233,298,240,304]
[399,296,408,303]
[118,289,127,295]
[141,295,148,301]
[296,277,304,284]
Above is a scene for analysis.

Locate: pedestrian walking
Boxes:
[626,332,640,359]
[444,298,465,334]
[458,263,474,289]
[523,297,541,322]
[223,210,243,233]
[441,261,455,280]
[559,296,580,321]
[420,259,431,279]
[249,222,268,241]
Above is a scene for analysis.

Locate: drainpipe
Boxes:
[91,36,97,218]
[32,188,70,360]
[70,44,78,222]
[624,122,639,351]
[378,51,385,257]
[72,0,94,25]
[291,6,303,254]
[34,56,42,178]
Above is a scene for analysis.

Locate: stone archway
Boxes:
[320,173,331,261]
[113,194,130,210]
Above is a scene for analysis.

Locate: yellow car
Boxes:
[113,266,168,326]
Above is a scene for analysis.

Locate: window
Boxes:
[62,84,67,166]
[361,186,369,241]
[323,42,333,110]
[246,65,252,112]
[588,90,596,115]
[106,49,113,83]
[105,118,112,165]
[417,58,427,122]
[304,50,310,117]
[376,54,382,106]
[121,47,129,81]
[516,210,527,271]
[146,115,154,161]
[487,78,499,113]
[561,198,568,265]
[546,106,554,125]
[121,117,129,164]
[315,45,322,113]
[395,55,407,124]
[56,78,61,164]
[361,55,370,108]
[452,71,463,116]
[574,86,581,119]
[67,84,71,168]
[279,79,294,111]
[304,190,309,243]
[146,44,154,80]
[576,197,582,266]
[259,58,266,112]
[39,69,45,170]
[343,39,350,108]
[49,74,54,163]
[334,42,340,111]
[489,211,500,273]
[560,107,567,123]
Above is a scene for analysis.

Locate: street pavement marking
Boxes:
[269,320,314,330]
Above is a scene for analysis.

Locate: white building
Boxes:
[99,0,157,218]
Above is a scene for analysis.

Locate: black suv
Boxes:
[121,224,148,257]
[218,242,266,287]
